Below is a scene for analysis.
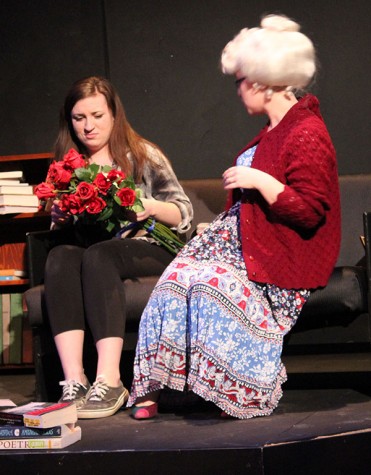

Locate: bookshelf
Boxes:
[0,153,52,367]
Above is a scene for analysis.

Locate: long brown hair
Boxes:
[54,76,159,181]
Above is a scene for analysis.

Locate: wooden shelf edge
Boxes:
[0,365,35,372]
[0,153,53,162]
[0,211,50,220]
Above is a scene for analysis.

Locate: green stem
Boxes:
[142,218,184,255]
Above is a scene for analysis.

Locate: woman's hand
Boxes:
[223,166,261,190]
[133,198,182,228]
[223,166,285,205]
[134,198,156,222]
[51,200,72,227]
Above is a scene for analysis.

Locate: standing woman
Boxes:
[128,14,341,419]
[44,76,193,418]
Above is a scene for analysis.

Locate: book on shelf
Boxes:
[0,425,82,450]
[0,171,23,180]
[9,293,23,364]
[0,180,29,186]
[1,294,11,364]
[0,269,26,278]
[0,205,39,215]
[0,185,34,195]
[0,194,38,207]
[1,293,24,364]
[0,275,27,282]
[0,401,78,428]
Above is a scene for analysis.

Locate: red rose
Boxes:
[85,196,107,214]
[59,193,82,215]
[117,187,136,207]
[34,182,56,200]
[75,182,97,201]
[107,169,126,183]
[63,149,86,170]
[93,173,111,194]
[47,161,73,189]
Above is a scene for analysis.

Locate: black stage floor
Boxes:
[1,356,371,475]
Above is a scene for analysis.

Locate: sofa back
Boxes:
[180,174,371,267]
[180,179,227,236]
[337,174,371,266]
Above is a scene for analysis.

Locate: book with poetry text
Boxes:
[0,425,81,449]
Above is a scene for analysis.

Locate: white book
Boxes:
[0,171,23,180]
[0,180,28,186]
[0,401,78,428]
[0,205,39,215]
[0,194,38,206]
[0,185,34,195]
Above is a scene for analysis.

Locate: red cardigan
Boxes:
[226,95,341,289]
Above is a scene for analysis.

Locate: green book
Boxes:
[1,295,10,364]
[9,293,23,365]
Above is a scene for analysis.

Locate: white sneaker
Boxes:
[77,376,129,419]
[59,379,90,409]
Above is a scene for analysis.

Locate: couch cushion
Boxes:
[26,266,367,334]
[300,266,367,320]
[24,276,160,331]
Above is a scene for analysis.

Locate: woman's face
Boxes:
[236,74,264,116]
[70,92,115,155]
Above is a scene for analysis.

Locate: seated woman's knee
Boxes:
[46,245,84,274]
[82,240,119,271]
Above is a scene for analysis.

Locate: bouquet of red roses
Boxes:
[34,149,185,255]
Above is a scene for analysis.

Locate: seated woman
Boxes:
[127,14,341,420]
[43,76,193,419]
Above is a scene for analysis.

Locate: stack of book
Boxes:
[0,400,81,449]
[0,171,39,214]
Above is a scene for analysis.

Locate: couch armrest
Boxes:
[26,227,77,287]
[26,230,53,287]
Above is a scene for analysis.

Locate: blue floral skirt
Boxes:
[128,203,310,419]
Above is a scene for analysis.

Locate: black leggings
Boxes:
[44,238,173,342]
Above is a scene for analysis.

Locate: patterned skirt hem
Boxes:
[189,365,287,419]
[127,363,287,420]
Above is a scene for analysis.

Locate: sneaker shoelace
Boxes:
[59,380,87,400]
[88,379,109,402]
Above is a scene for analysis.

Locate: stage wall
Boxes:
[1,0,369,179]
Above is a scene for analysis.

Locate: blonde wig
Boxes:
[221,14,316,89]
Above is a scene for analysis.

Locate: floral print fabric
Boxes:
[128,204,309,418]
[128,146,310,419]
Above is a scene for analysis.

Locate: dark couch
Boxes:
[24,176,371,401]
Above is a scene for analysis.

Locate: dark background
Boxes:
[1,0,370,179]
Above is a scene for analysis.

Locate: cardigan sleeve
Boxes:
[270,120,338,230]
